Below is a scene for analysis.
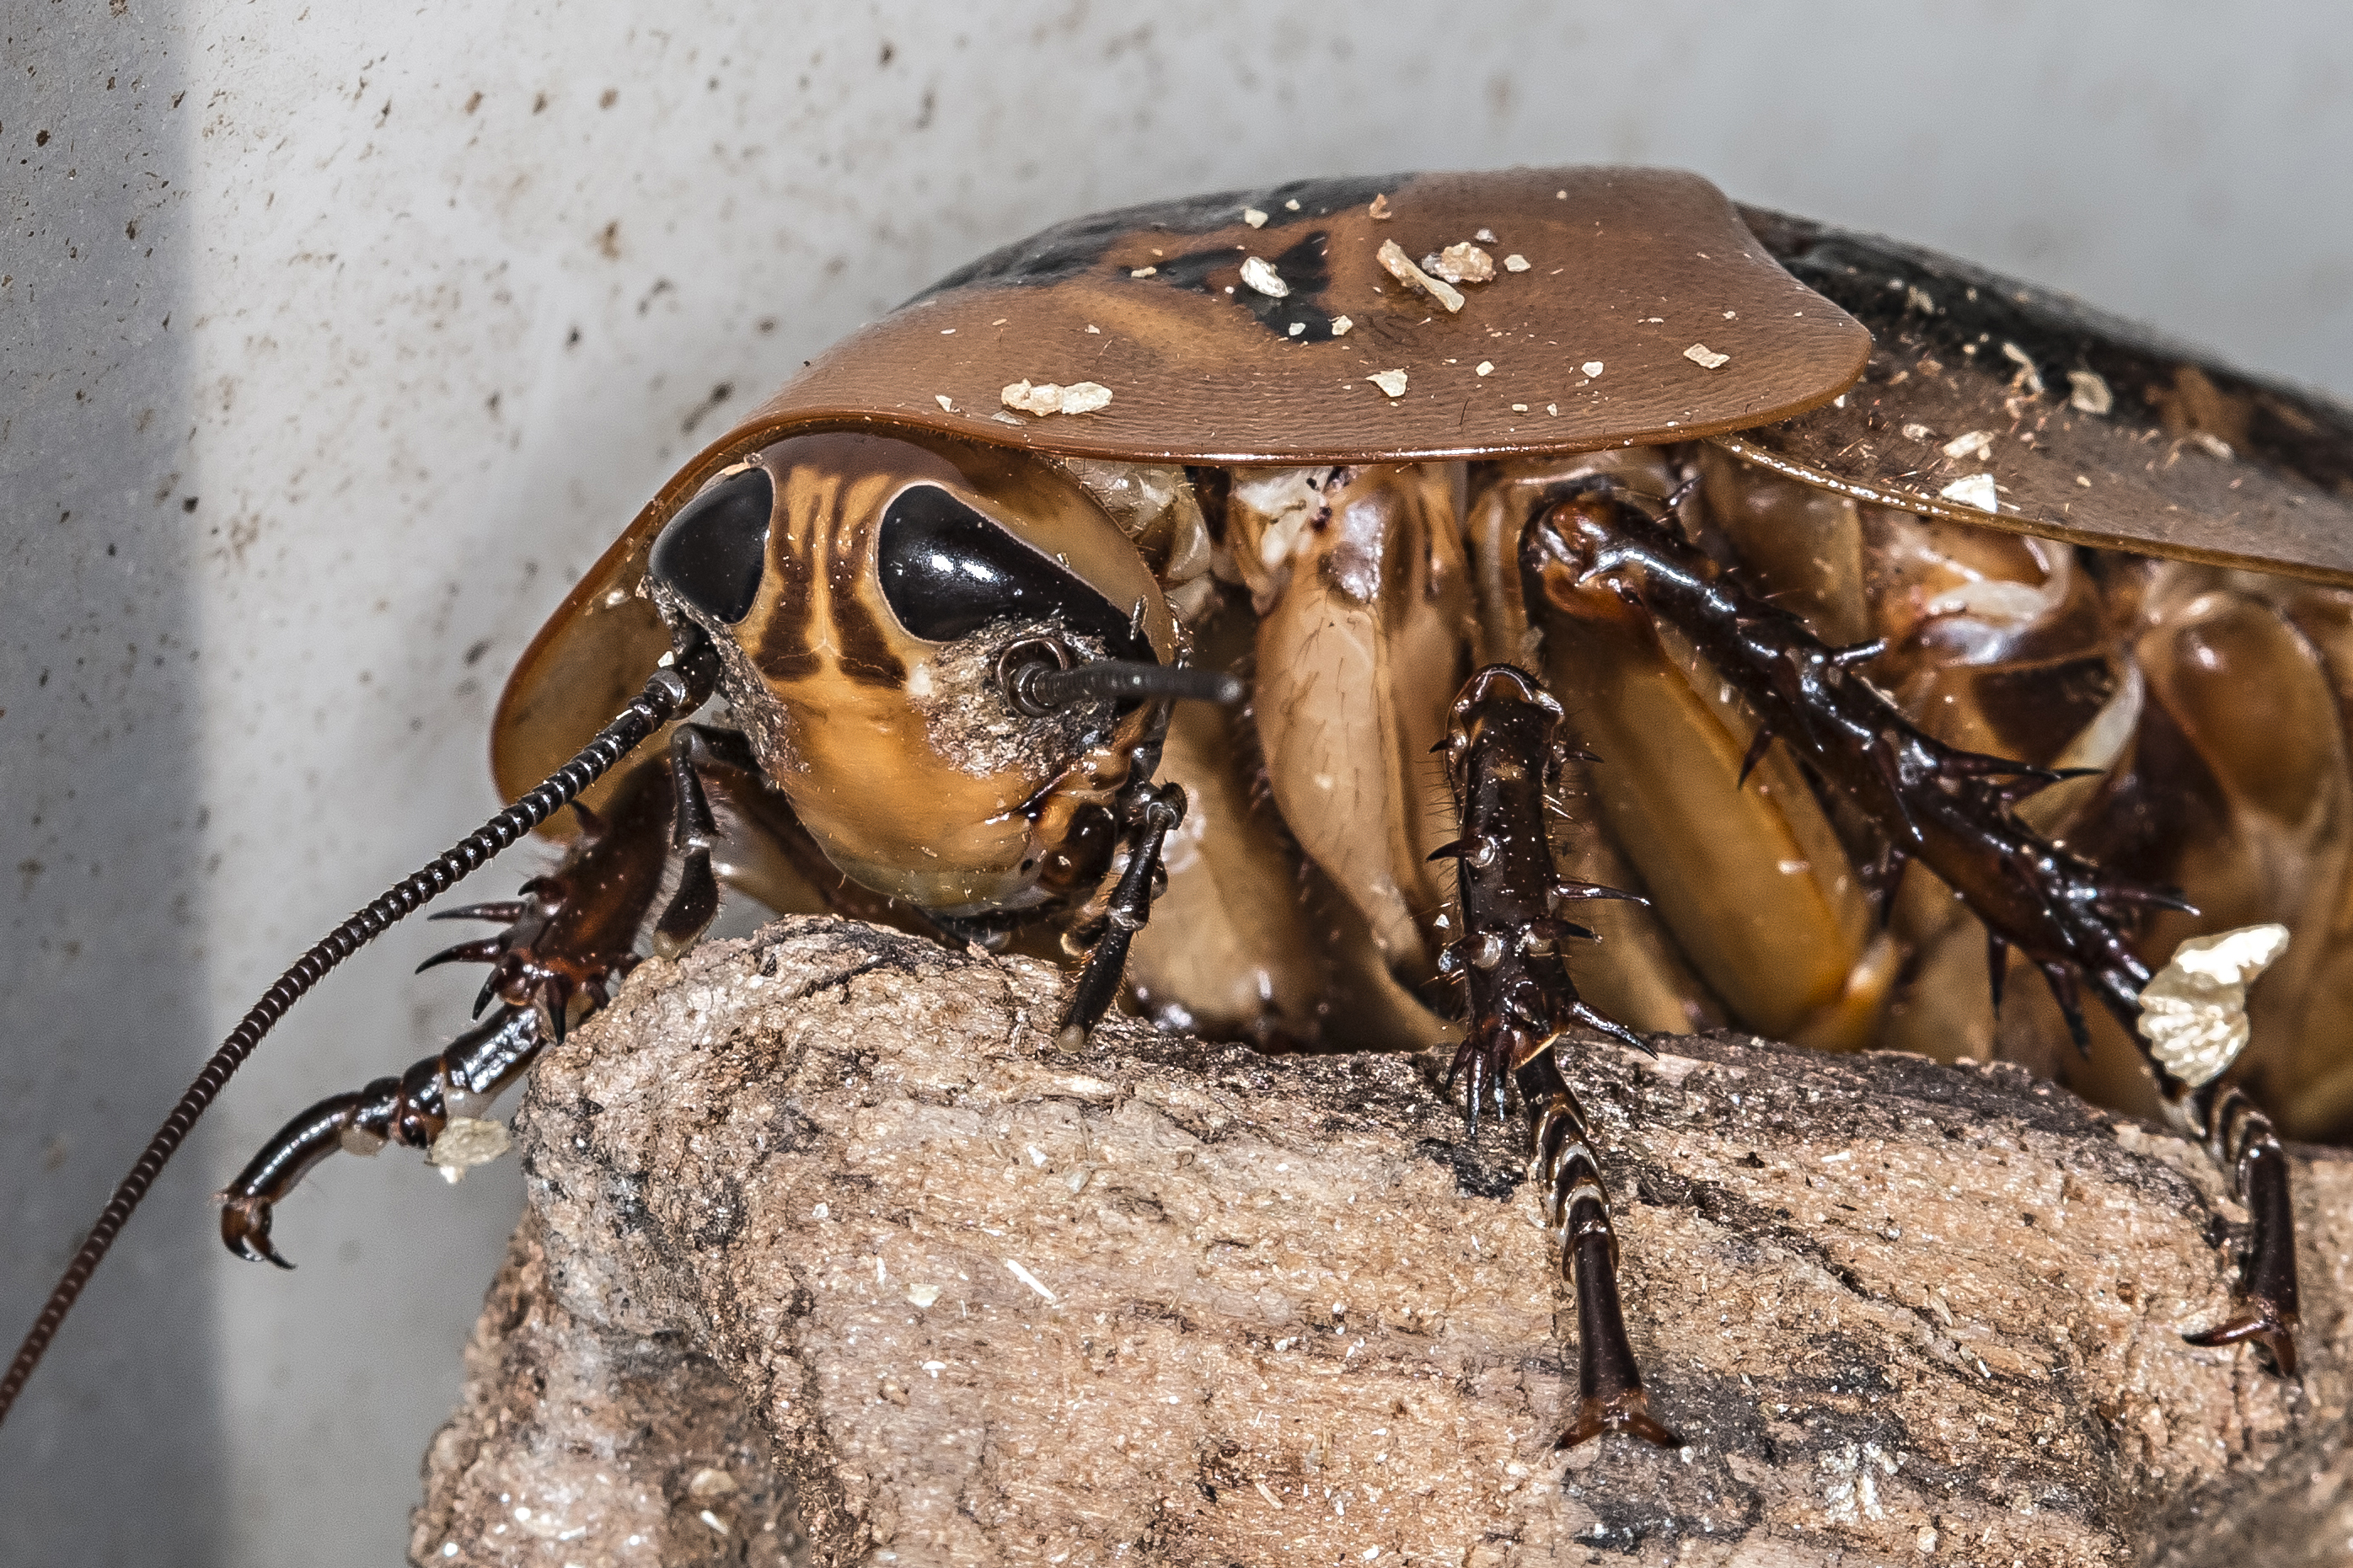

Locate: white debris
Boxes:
[1330,314,1353,335]
[1240,255,1289,297]
[1367,368,1408,398]
[1503,253,1530,272]
[1683,342,1731,370]
[1511,403,1528,412]
[2001,341,2045,396]
[1128,265,1157,278]
[2067,369,2114,415]
[427,1117,511,1183]
[2190,431,2236,461]
[1475,361,1494,377]
[906,1282,942,1308]
[1005,1258,1059,1302]
[1425,242,1495,284]
[1284,197,1300,211]
[1900,422,1936,442]
[1287,322,1305,337]
[933,394,955,413]
[1368,193,1391,220]
[1002,379,1113,416]
[688,1468,737,1501]
[1473,227,1497,243]
[698,1510,729,1536]
[1582,361,1604,377]
[1938,473,2001,513]
[1242,206,1268,228]
[1942,429,1997,461]
[1375,239,1463,313]
[2139,924,2291,1089]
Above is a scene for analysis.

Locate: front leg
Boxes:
[1441,665,1681,1448]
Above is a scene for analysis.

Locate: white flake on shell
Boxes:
[1001,379,1114,416]
[1682,342,1731,370]
[1425,243,1495,284]
[1938,473,2001,512]
[1375,240,1463,313]
[1367,368,1409,398]
[1503,254,1530,272]
[1240,255,1289,298]
[2138,924,2291,1089]
[427,1116,512,1183]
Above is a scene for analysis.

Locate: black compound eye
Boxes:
[649,466,774,625]
[876,484,1151,659]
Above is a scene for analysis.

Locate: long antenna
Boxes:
[0,631,719,1425]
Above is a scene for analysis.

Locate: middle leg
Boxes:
[1441,663,1681,1448]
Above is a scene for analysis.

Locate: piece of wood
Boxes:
[410,917,2353,1566]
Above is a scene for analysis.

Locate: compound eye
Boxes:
[649,466,774,625]
[876,484,1150,659]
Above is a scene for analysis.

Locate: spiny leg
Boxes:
[214,747,694,1264]
[1524,481,2297,1373]
[1441,665,1680,1448]
[1057,780,1187,1049]
[217,1006,541,1266]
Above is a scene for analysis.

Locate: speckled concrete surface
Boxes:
[413,918,2353,1565]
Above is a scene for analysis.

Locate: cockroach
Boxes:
[8,167,2353,1456]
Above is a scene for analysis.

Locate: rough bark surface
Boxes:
[410,917,2353,1567]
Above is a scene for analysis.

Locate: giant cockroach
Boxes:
[8,166,2353,1461]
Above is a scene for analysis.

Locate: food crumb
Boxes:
[907,1282,942,1308]
[1240,255,1289,298]
[1368,369,1408,398]
[934,394,955,413]
[1242,206,1268,228]
[1369,193,1391,220]
[1002,380,1114,416]
[1475,361,1493,377]
[1129,265,1157,278]
[1900,423,1934,442]
[1503,254,1530,272]
[1474,227,1497,242]
[1331,314,1353,335]
[1511,403,1528,412]
[1939,473,2000,512]
[1941,429,1995,461]
[1084,324,1101,334]
[1376,239,1464,313]
[1426,242,1495,284]
[1546,402,1559,415]
[1287,322,1305,337]
[1683,343,1731,370]
[1284,197,1300,211]
[1582,361,1604,377]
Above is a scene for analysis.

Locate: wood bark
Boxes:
[410,917,2353,1566]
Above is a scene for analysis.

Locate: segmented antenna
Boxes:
[0,631,721,1425]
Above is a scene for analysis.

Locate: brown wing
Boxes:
[1731,206,2353,586]
[495,167,1872,813]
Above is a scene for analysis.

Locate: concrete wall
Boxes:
[3,3,2345,1562]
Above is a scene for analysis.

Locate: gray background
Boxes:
[4,2,2347,1563]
